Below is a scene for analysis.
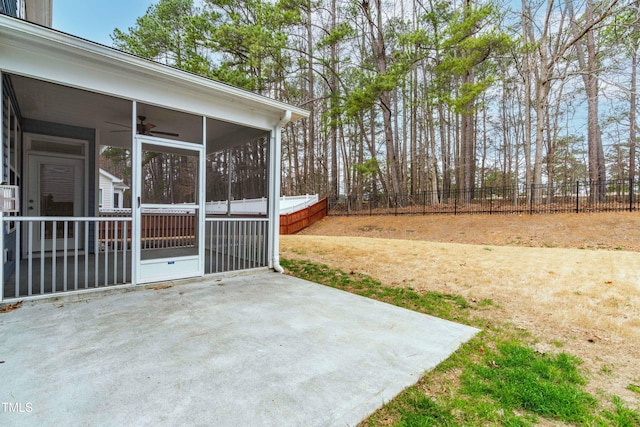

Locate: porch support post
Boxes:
[130,101,139,285]
[198,116,206,276]
[0,207,4,301]
[0,70,4,300]
[268,110,292,272]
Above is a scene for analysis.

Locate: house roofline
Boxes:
[0,14,309,123]
[99,168,125,183]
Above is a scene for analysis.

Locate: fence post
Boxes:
[503,185,506,213]
[529,184,534,215]
[489,187,492,215]
[576,180,579,214]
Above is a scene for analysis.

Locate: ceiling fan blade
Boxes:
[150,130,180,137]
[135,116,179,137]
[104,121,131,129]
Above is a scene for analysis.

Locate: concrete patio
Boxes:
[0,271,478,426]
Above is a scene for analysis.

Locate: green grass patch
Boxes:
[280,258,469,323]
[477,299,495,307]
[462,343,595,423]
[281,258,640,426]
[602,396,640,426]
[601,364,614,375]
[359,225,383,232]
[393,389,456,426]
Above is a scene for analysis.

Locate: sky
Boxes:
[52,0,157,46]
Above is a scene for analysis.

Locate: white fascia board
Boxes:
[0,15,309,129]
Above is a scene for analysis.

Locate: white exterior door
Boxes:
[27,154,85,251]
[133,137,205,284]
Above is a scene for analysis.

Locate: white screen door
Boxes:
[134,137,204,284]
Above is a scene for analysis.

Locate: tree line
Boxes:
[111,0,640,203]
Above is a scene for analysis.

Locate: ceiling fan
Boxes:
[106,116,179,137]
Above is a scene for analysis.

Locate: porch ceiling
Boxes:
[11,74,269,152]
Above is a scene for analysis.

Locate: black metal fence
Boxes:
[329,179,640,216]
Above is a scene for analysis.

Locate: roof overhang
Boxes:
[0,14,309,131]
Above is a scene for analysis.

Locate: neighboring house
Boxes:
[99,168,128,210]
[0,5,308,300]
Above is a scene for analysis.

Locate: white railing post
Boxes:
[15,221,20,297]
[84,221,89,288]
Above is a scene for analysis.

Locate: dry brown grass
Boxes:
[280,212,640,406]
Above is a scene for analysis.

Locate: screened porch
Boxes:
[1,71,275,300]
[1,14,309,302]
[1,68,292,301]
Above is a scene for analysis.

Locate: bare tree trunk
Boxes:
[329,0,339,199]
[631,41,638,182]
[439,103,451,199]
[586,1,606,200]
[532,0,550,204]
[628,1,639,183]
[305,2,316,196]
[454,109,460,198]
[568,0,607,201]
[410,5,419,195]
[480,92,487,188]
[501,75,510,189]
[361,0,403,202]
[457,0,475,202]
[411,67,418,194]
[461,70,475,202]
[521,0,533,191]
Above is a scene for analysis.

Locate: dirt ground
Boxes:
[280,212,640,407]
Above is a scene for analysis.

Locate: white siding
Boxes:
[99,172,114,209]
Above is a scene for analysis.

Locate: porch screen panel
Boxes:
[141,149,197,205]
[140,146,199,260]
[205,136,269,216]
